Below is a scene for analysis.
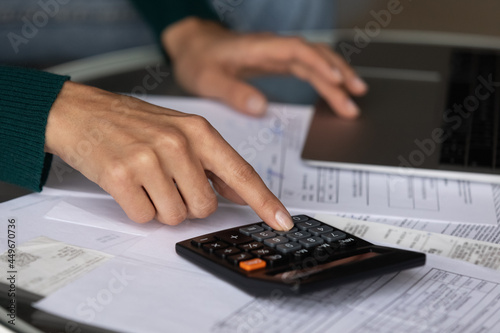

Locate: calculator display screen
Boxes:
[274,252,380,281]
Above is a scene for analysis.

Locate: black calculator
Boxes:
[176,215,425,295]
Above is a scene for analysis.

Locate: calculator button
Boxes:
[292,248,311,261]
[291,215,310,223]
[215,247,241,259]
[239,258,266,271]
[191,236,217,248]
[202,241,229,253]
[321,231,347,243]
[260,223,273,230]
[239,242,263,251]
[251,248,276,258]
[274,227,298,236]
[264,236,289,248]
[298,236,324,248]
[252,231,277,242]
[286,231,311,242]
[263,254,288,268]
[276,242,302,254]
[239,225,264,236]
[227,252,254,265]
[216,232,253,245]
[337,237,357,248]
[308,226,333,236]
[313,243,337,261]
[296,220,321,230]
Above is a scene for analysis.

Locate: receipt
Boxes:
[316,213,500,270]
[0,236,112,296]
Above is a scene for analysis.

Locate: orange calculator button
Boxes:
[239,258,267,271]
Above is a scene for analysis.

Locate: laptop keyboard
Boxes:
[440,50,500,168]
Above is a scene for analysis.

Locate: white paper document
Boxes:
[3,193,499,333]
[342,212,500,245]
[0,194,144,256]
[0,236,112,296]
[143,97,500,226]
[4,195,490,333]
[44,200,162,236]
[35,252,500,333]
[316,213,500,270]
[213,254,500,333]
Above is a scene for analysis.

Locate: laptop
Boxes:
[301,39,500,183]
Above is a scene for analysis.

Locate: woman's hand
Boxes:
[44,81,294,230]
[163,17,368,118]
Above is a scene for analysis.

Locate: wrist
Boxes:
[44,81,104,156]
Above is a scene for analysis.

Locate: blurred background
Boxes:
[0,0,154,68]
[3,0,500,68]
[338,0,500,37]
[1,0,500,201]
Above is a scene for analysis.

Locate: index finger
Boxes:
[203,140,294,231]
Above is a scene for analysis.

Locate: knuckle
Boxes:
[186,114,213,132]
[184,114,218,140]
[162,208,188,225]
[102,160,132,187]
[156,128,189,154]
[130,146,158,167]
[100,147,159,190]
[131,207,156,224]
[190,195,218,219]
[232,162,258,184]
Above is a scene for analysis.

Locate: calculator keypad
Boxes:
[177,215,426,295]
[198,216,358,269]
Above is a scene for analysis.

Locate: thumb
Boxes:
[199,70,268,116]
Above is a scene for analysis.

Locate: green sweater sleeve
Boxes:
[0,66,69,192]
[130,0,219,39]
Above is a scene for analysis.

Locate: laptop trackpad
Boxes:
[302,77,443,169]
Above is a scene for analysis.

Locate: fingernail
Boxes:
[247,95,266,115]
[345,99,360,116]
[275,209,294,231]
[352,77,368,93]
[331,68,343,82]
